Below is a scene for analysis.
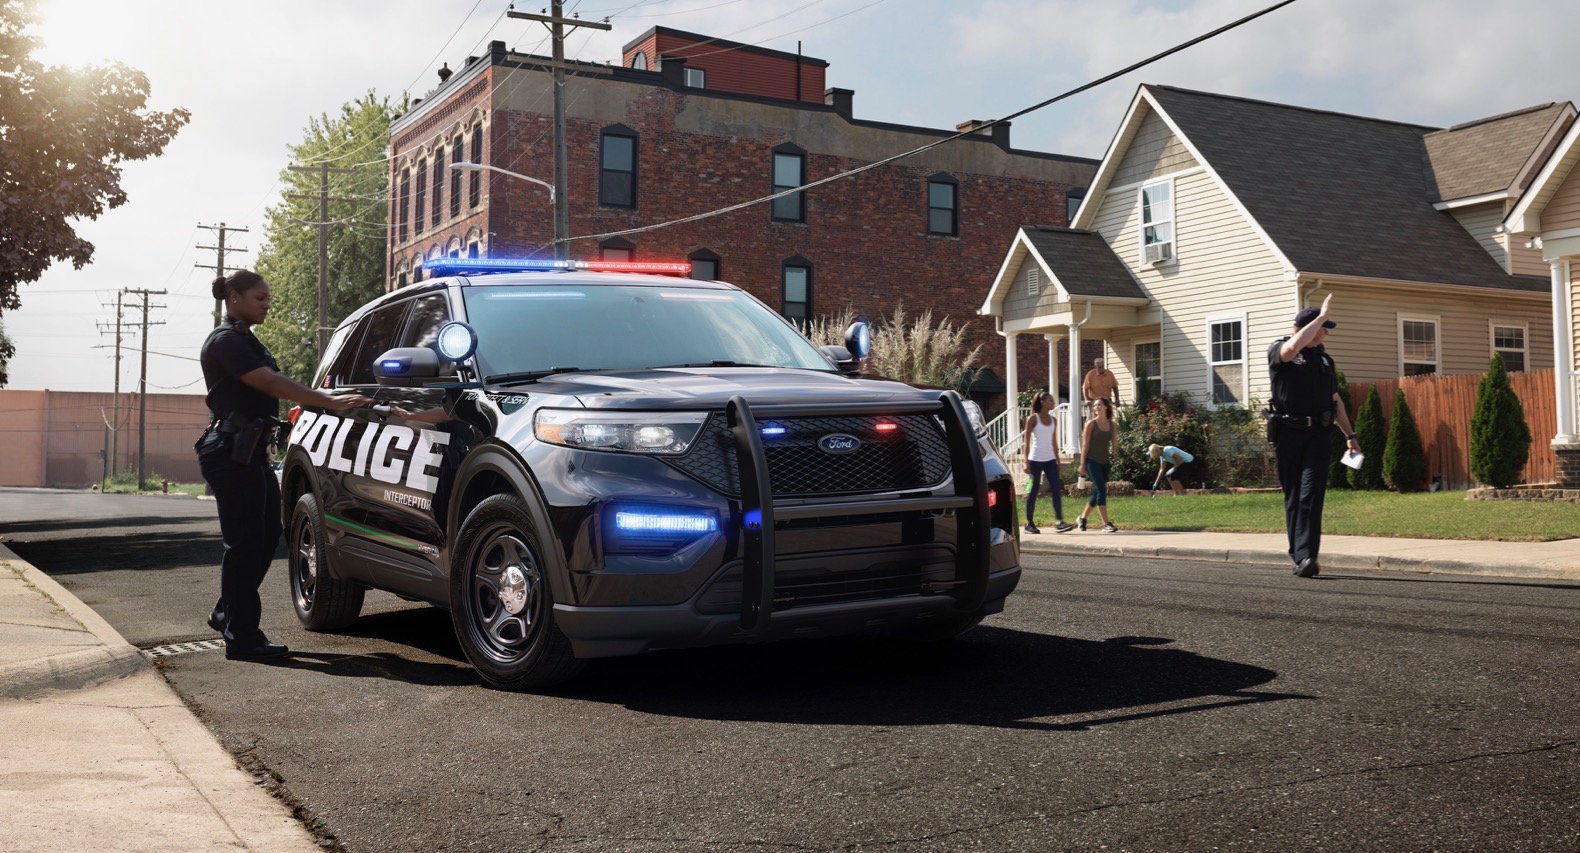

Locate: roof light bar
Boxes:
[423,257,692,277]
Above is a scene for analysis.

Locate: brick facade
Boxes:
[1557,443,1580,489]
[388,38,1098,409]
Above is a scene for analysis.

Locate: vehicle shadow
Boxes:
[10,528,219,573]
[554,628,1304,731]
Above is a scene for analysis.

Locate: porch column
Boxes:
[1043,334,1059,394]
[1066,320,1082,456]
[1002,331,1018,418]
[1554,260,1576,444]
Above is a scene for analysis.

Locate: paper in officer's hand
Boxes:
[1341,449,1365,470]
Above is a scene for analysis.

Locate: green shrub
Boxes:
[1382,388,1427,492]
[1469,353,1531,488]
[1206,400,1274,487]
[1348,385,1386,490]
[1114,392,1211,486]
[1328,370,1351,488]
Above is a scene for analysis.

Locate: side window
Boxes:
[400,294,456,376]
[319,322,365,389]
[346,302,414,386]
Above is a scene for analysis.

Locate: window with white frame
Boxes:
[1491,323,1526,372]
[1134,341,1161,402]
[685,67,705,88]
[1139,179,1174,265]
[1208,317,1244,405]
[1400,316,1440,376]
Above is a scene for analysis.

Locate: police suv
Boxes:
[280,258,1022,690]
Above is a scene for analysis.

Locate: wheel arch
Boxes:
[448,443,572,604]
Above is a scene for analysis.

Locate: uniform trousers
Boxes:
[198,431,283,647]
[1274,423,1333,564]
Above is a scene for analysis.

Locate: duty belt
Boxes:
[1274,413,1328,428]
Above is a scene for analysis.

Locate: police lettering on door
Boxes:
[289,411,451,493]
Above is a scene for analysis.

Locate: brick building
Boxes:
[386,27,1099,409]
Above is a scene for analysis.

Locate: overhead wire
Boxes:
[563,0,1304,246]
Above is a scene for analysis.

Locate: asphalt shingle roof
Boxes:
[1423,103,1570,202]
[1146,85,1549,293]
[1023,226,1148,300]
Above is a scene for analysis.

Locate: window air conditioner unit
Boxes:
[1144,242,1173,264]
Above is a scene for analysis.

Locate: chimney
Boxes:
[488,40,507,60]
[955,119,1011,149]
[465,55,479,67]
[437,62,452,83]
[824,87,854,120]
[660,55,688,89]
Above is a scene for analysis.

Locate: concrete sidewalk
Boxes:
[0,543,320,853]
[1018,527,1580,580]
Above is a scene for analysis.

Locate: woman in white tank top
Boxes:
[1020,392,1073,534]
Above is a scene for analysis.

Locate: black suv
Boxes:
[280,259,1021,690]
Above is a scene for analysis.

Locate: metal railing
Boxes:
[985,406,1027,458]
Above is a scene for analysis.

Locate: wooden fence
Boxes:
[1347,369,1556,490]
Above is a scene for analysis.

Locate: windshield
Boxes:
[463,282,835,377]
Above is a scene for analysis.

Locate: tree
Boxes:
[1348,385,1386,490]
[1382,387,1427,492]
[0,319,10,387]
[254,92,399,386]
[1469,353,1532,488]
[0,0,189,385]
[1327,370,1351,488]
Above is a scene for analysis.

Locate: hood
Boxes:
[517,367,937,410]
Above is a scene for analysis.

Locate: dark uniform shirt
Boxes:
[1267,338,1336,416]
[200,317,280,421]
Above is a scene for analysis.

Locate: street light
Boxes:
[449,162,555,203]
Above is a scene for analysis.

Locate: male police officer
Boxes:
[1268,295,1360,578]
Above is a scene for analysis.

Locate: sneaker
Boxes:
[1054,521,1075,533]
[1023,523,1040,535]
[1102,522,1118,533]
[1077,517,1087,532]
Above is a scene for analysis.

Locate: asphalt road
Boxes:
[4,487,1579,852]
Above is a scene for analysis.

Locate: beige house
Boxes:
[981,85,1568,454]
[1505,113,1580,485]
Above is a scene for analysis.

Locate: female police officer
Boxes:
[199,270,371,660]
[1268,294,1361,579]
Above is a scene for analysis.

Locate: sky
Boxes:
[9,0,1579,393]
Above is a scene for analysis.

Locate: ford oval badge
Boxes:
[818,433,862,455]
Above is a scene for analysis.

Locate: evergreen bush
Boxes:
[1382,388,1427,492]
[1328,370,1351,488]
[1348,385,1387,490]
[1469,353,1532,488]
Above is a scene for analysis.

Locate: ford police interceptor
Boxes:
[279,258,1022,690]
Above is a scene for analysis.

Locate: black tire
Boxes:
[289,493,365,631]
[450,493,582,690]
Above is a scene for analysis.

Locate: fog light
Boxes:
[613,510,718,535]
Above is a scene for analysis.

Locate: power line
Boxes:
[564,0,1303,246]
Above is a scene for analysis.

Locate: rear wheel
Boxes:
[450,494,582,690]
[289,493,365,630]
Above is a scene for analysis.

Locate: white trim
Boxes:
[1397,313,1442,376]
[1507,114,1580,235]
[1138,177,1177,268]
[978,228,1070,316]
[1071,88,1151,231]
[1541,225,1580,241]
[1134,339,1162,400]
[1101,166,1206,197]
[1205,312,1248,407]
[1432,190,1510,211]
[1489,320,1529,372]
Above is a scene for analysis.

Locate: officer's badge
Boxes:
[1292,352,1307,365]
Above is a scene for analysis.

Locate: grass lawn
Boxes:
[1029,489,1578,542]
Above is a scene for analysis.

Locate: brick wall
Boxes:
[1557,443,1580,489]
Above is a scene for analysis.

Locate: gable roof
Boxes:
[1507,110,1580,236]
[979,227,1148,315]
[1423,103,1575,204]
[1144,85,1548,292]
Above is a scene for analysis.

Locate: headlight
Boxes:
[534,409,708,454]
[961,400,987,436]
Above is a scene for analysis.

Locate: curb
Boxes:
[1018,540,1572,580]
[0,543,150,699]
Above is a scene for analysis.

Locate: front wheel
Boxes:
[450,494,582,691]
[289,493,364,630]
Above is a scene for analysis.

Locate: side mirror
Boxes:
[373,347,441,386]
[819,344,858,373]
[843,320,872,360]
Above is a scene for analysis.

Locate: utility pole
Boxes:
[95,291,126,479]
[124,288,166,488]
[507,3,610,260]
[196,223,250,326]
[289,163,356,360]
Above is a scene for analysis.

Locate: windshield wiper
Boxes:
[656,360,778,368]
[483,366,583,385]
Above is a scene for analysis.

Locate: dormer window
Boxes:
[1139,179,1174,265]
[631,50,648,70]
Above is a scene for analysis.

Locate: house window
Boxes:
[600,237,634,261]
[449,136,463,219]
[1066,187,1086,224]
[1400,316,1440,376]
[782,261,811,328]
[398,169,411,243]
[1208,316,1244,405]
[467,241,479,259]
[415,159,428,233]
[1135,341,1162,402]
[469,126,483,208]
[432,146,445,227]
[1491,323,1527,372]
[600,126,637,207]
[630,50,648,70]
[688,249,720,281]
[1139,179,1174,265]
[685,67,705,88]
[927,174,958,236]
[771,145,806,222]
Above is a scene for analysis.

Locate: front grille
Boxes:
[666,413,953,497]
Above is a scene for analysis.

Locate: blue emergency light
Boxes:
[423,257,692,277]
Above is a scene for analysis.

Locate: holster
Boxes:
[225,412,275,464]
[1261,408,1281,445]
